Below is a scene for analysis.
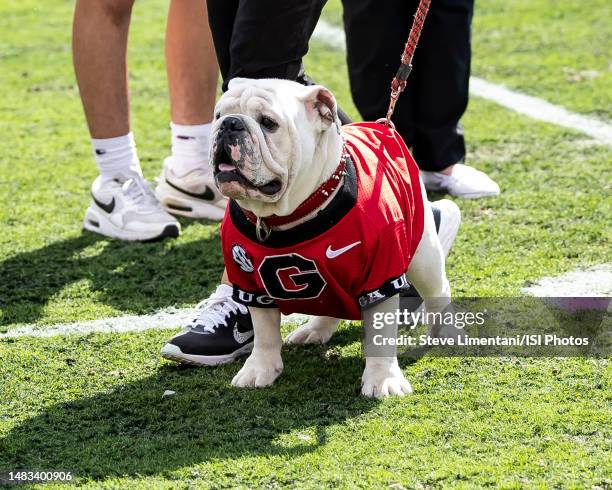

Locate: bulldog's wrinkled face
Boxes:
[210,78,340,217]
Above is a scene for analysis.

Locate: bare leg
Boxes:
[166,0,219,125]
[72,0,134,139]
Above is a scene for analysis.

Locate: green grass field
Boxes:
[1,0,611,488]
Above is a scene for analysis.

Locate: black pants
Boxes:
[206,0,352,123]
[206,0,325,89]
[342,0,474,171]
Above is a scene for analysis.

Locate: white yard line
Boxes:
[469,78,612,145]
[0,310,309,339]
[0,308,193,339]
[3,264,609,339]
[312,20,612,145]
[521,264,612,297]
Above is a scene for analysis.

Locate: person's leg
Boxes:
[224,0,326,87]
[73,0,180,241]
[156,0,228,219]
[166,0,218,127]
[207,0,356,123]
[73,0,133,140]
[208,0,325,85]
[205,0,240,86]
[73,0,141,182]
[207,0,351,125]
[411,0,499,197]
[343,0,466,170]
[343,0,498,198]
[342,0,414,142]
[409,0,472,172]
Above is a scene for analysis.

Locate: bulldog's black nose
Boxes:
[220,116,245,132]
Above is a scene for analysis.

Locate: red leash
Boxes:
[377,0,432,128]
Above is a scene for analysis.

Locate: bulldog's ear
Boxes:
[300,85,338,127]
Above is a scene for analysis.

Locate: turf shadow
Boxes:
[0,347,382,481]
[0,230,224,327]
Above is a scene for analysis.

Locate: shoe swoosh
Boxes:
[92,195,115,213]
[166,178,216,201]
[326,241,361,259]
[233,325,254,344]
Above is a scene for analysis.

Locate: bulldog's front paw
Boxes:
[361,360,412,398]
[231,354,283,388]
[285,317,339,345]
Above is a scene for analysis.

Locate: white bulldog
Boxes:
[210,78,451,398]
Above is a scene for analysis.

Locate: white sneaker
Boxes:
[84,175,180,241]
[421,164,500,199]
[431,199,461,258]
[155,157,227,220]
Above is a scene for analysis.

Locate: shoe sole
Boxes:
[450,190,500,199]
[423,181,500,200]
[83,205,180,242]
[160,342,254,366]
[420,170,500,200]
[434,199,461,258]
[155,181,227,220]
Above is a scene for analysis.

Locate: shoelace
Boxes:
[190,289,249,334]
[122,177,163,209]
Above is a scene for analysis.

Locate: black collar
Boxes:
[229,154,358,248]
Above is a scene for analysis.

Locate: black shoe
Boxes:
[160,284,254,366]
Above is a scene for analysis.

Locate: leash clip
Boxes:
[376,117,396,129]
[376,84,403,129]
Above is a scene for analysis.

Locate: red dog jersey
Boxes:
[221,122,424,320]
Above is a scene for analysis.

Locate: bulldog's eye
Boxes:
[260,115,279,131]
[214,111,221,120]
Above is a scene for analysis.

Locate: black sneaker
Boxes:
[160,284,254,366]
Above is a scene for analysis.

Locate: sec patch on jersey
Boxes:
[231,244,254,273]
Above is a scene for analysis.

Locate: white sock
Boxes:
[92,132,142,182]
[168,122,212,177]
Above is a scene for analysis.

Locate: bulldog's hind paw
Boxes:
[361,363,412,398]
[285,317,339,345]
[231,355,283,388]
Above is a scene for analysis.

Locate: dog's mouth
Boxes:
[213,144,282,196]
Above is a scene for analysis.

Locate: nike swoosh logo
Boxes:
[92,195,115,214]
[326,241,361,259]
[166,178,216,201]
[233,325,254,344]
